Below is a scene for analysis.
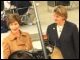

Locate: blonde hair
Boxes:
[53,5,68,20]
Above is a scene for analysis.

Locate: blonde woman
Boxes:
[47,5,79,59]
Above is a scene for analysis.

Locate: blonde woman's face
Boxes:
[53,13,65,24]
[9,21,20,33]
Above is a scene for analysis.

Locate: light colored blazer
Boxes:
[2,31,33,59]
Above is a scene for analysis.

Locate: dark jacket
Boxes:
[1,1,4,11]
[47,21,79,59]
[11,1,32,15]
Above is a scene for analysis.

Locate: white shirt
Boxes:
[57,25,64,38]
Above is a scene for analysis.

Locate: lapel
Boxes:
[59,21,68,40]
[52,23,58,41]
[17,36,26,46]
[52,21,68,40]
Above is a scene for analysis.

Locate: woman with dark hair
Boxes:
[2,13,33,59]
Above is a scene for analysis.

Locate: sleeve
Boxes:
[47,26,51,43]
[47,25,55,47]
[47,25,51,42]
[2,39,11,59]
[25,33,33,51]
[72,25,79,59]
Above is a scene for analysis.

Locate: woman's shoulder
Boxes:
[66,21,77,28]
[2,31,11,43]
[47,23,56,29]
[2,35,11,44]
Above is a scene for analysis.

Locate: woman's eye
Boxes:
[14,23,17,25]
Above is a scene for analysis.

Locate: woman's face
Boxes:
[9,21,20,33]
[53,13,65,24]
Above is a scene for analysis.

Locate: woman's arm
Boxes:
[2,39,11,59]
[25,33,33,51]
[72,25,79,59]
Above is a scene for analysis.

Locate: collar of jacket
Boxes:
[9,30,27,41]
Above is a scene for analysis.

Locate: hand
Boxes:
[42,34,48,41]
